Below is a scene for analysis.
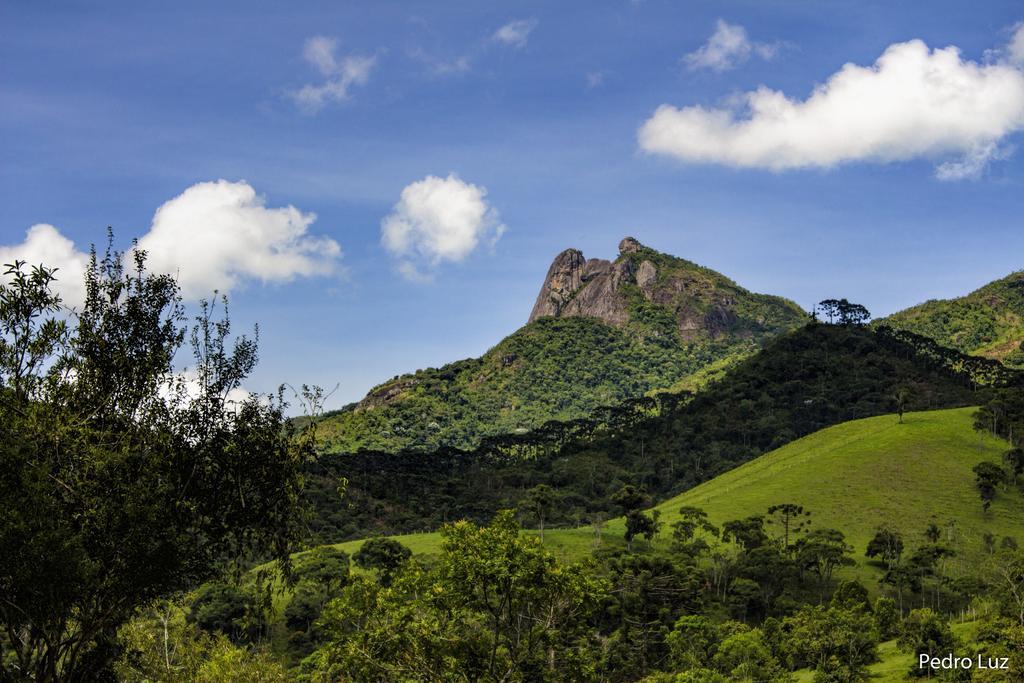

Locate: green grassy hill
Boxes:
[881,270,1024,368]
[315,407,1022,581]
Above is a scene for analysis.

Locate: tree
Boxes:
[973,461,1006,513]
[522,484,559,542]
[0,251,316,680]
[987,549,1024,626]
[115,601,289,683]
[893,386,910,424]
[795,529,855,599]
[781,605,879,681]
[873,597,900,640]
[835,299,871,326]
[897,609,955,678]
[671,506,719,558]
[865,528,904,571]
[293,547,351,595]
[830,580,872,612]
[624,510,660,551]
[309,511,607,681]
[352,538,411,587]
[767,503,812,555]
[1005,447,1024,484]
[722,516,769,552]
[667,615,720,669]
[612,484,650,514]
[817,299,841,325]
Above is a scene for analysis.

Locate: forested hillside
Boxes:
[881,270,1024,368]
[304,322,1020,542]
[314,238,807,452]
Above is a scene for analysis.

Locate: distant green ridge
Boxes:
[881,270,1024,368]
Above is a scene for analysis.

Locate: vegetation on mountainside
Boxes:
[0,252,315,680]
[315,316,747,453]
[881,270,1024,368]
[313,407,1024,581]
[208,406,1024,679]
[315,244,808,453]
[177,406,1024,680]
[304,323,1016,543]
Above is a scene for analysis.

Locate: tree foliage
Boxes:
[0,251,315,680]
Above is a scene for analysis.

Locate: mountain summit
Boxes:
[316,238,807,452]
[529,236,806,342]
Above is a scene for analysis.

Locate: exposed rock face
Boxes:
[619,236,643,254]
[636,260,657,291]
[528,239,642,326]
[528,236,806,341]
[529,248,586,320]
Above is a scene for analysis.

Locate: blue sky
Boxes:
[3,1,1024,408]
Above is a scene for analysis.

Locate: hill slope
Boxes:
[881,270,1024,368]
[317,237,807,452]
[306,323,1015,543]
[655,407,1022,576]
[319,408,1023,580]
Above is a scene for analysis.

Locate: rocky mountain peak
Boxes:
[528,238,807,341]
[528,242,637,325]
[619,236,643,254]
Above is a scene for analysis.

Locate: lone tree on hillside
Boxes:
[613,485,657,551]
[973,461,1007,513]
[353,538,412,586]
[767,503,812,556]
[893,386,910,424]
[865,528,905,571]
[0,248,319,680]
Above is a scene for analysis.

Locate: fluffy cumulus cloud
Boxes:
[291,36,375,112]
[684,20,779,72]
[136,180,341,299]
[0,223,90,309]
[381,174,506,282]
[0,180,342,306]
[640,31,1024,179]
[491,19,538,48]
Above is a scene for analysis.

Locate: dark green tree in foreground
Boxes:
[0,249,316,680]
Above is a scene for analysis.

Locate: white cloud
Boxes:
[684,20,779,72]
[136,180,341,299]
[381,174,505,281]
[409,48,471,77]
[491,19,537,48]
[2,180,341,306]
[1011,23,1024,66]
[986,22,1024,67]
[586,71,606,89]
[640,34,1024,178]
[291,36,375,112]
[0,223,90,309]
